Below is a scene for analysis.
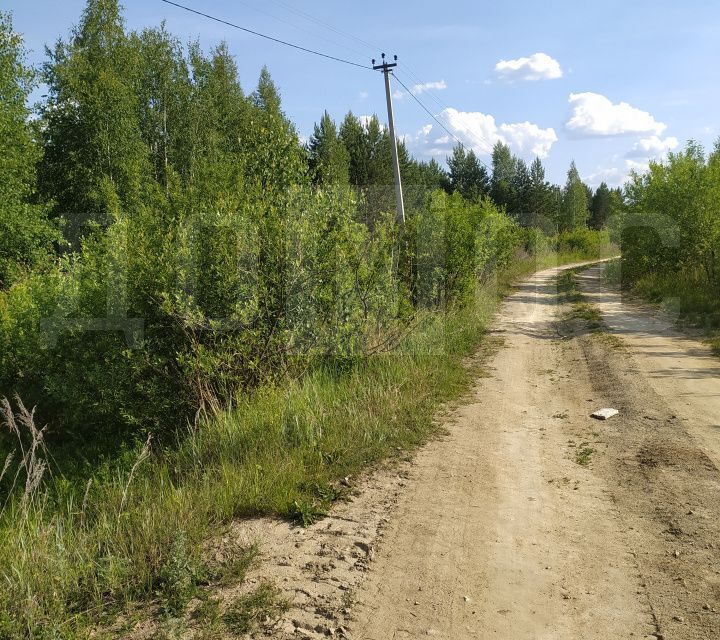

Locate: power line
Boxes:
[229,0,371,60]
[159,0,372,70]
[392,71,492,171]
[265,0,381,54]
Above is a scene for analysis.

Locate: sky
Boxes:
[6,0,720,187]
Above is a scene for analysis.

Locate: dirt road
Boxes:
[149,262,720,640]
[344,263,720,639]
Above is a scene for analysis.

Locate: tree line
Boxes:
[0,0,614,450]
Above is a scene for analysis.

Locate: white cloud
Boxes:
[587,159,652,188]
[566,92,667,137]
[393,89,404,100]
[411,80,447,94]
[626,135,678,159]
[498,122,559,158]
[359,91,369,99]
[411,108,557,160]
[495,53,563,82]
[586,166,626,189]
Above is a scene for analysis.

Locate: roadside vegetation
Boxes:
[611,140,720,351]
[0,2,614,636]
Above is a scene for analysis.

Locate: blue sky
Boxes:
[7,0,720,186]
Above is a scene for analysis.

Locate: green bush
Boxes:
[555,227,610,258]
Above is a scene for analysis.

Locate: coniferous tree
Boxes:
[510,158,532,224]
[339,111,371,188]
[526,157,554,229]
[447,144,489,201]
[589,182,612,229]
[308,111,350,186]
[490,141,516,210]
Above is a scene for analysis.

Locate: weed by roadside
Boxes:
[575,444,596,466]
[222,582,289,635]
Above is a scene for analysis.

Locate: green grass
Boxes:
[575,444,596,467]
[557,268,606,332]
[222,583,288,635]
[0,250,609,638]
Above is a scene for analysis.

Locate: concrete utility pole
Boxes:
[373,54,405,226]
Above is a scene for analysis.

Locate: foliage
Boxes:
[447,144,489,201]
[0,1,618,636]
[559,161,589,231]
[0,12,60,288]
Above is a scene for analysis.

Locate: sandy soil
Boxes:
[124,262,720,640]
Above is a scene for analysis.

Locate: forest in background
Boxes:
[0,1,629,636]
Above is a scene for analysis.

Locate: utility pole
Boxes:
[373,53,405,226]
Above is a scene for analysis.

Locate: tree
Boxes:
[559,161,589,231]
[0,12,60,286]
[308,111,350,186]
[252,65,281,115]
[490,141,516,210]
[525,157,554,230]
[132,25,191,189]
[509,158,531,224]
[447,144,489,201]
[339,111,374,190]
[39,0,151,241]
[590,182,613,230]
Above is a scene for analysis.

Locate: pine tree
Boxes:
[447,144,489,201]
[526,157,553,229]
[510,158,531,224]
[0,11,59,286]
[560,161,589,231]
[590,182,613,230]
[339,111,371,188]
[308,111,350,186]
[490,141,516,210]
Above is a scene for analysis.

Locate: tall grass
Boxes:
[0,250,606,639]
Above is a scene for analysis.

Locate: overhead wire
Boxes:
[391,71,491,170]
[264,0,382,54]
[159,0,491,162]
[159,0,372,70]
[228,0,371,60]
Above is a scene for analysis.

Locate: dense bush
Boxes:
[554,227,611,258]
[619,141,720,289]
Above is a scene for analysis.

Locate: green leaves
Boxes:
[0,12,60,288]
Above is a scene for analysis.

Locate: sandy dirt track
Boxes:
[344,263,720,640]
[125,262,720,640]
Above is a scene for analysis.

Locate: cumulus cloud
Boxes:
[498,122,559,158]
[495,53,563,81]
[587,159,653,188]
[626,135,678,159]
[566,92,666,137]
[411,80,447,94]
[412,108,557,160]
